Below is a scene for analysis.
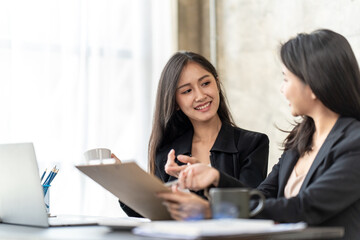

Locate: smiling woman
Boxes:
[119,51,270,217]
[175,62,221,129]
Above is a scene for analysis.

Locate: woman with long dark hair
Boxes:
[120,51,269,217]
[158,30,360,239]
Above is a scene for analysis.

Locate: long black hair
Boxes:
[280,29,360,155]
[148,51,235,173]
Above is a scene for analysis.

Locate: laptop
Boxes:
[0,142,98,227]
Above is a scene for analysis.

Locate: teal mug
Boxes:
[209,188,265,219]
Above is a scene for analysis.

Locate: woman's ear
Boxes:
[310,90,317,100]
[306,85,317,100]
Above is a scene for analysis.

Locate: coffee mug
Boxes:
[84,148,111,162]
[209,188,265,219]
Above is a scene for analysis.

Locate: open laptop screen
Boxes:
[0,143,49,227]
[0,142,136,228]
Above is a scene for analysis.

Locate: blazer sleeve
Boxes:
[118,200,143,218]
[154,149,171,182]
[256,150,360,224]
[238,133,269,188]
[216,171,245,187]
[217,133,269,188]
[256,153,284,199]
[218,151,283,197]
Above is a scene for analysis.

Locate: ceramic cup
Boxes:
[84,148,111,162]
[209,188,265,219]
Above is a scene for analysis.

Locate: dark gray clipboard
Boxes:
[76,162,171,220]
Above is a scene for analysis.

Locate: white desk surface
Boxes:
[0,224,157,240]
[0,223,344,240]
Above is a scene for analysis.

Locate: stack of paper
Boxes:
[132,219,305,239]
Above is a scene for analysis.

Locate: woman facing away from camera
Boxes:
[158,30,360,239]
[117,51,269,217]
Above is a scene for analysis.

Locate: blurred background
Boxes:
[1,0,359,217]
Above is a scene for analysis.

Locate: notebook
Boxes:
[0,142,97,227]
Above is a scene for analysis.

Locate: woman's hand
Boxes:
[176,154,200,165]
[178,164,220,191]
[111,153,121,163]
[165,149,186,177]
[164,150,200,177]
[157,185,211,220]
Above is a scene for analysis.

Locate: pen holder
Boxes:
[42,185,51,214]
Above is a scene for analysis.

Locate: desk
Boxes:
[0,224,344,240]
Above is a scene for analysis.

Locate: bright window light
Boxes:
[0,0,176,217]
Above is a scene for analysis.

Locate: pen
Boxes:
[40,168,47,182]
[43,171,53,186]
[164,179,179,187]
[42,166,59,186]
[49,169,59,184]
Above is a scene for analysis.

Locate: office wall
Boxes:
[178,0,210,58]
[178,0,360,171]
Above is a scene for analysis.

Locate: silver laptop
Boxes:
[0,142,98,227]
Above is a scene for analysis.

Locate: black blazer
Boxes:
[218,117,360,240]
[121,122,269,217]
[155,122,269,189]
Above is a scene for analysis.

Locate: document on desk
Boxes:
[76,162,172,220]
[132,219,306,239]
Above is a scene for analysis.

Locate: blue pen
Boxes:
[49,171,57,184]
[45,171,55,185]
[46,167,59,185]
[40,169,47,182]
[42,166,59,196]
[43,171,53,186]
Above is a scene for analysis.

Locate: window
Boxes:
[0,0,176,217]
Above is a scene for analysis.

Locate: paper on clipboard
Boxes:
[75,162,172,220]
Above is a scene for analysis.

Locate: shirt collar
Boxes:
[211,122,238,153]
[170,122,238,155]
[171,128,193,156]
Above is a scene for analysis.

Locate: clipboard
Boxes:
[75,162,172,220]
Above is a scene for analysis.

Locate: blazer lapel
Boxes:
[300,117,352,191]
[278,150,298,197]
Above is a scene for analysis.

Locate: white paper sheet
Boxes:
[133,219,306,239]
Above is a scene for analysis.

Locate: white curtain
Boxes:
[0,0,176,217]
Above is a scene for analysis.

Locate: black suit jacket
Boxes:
[155,122,269,189]
[121,122,269,217]
[218,117,360,239]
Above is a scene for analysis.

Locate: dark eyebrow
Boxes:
[177,74,210,90]
[198,74,210,81]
